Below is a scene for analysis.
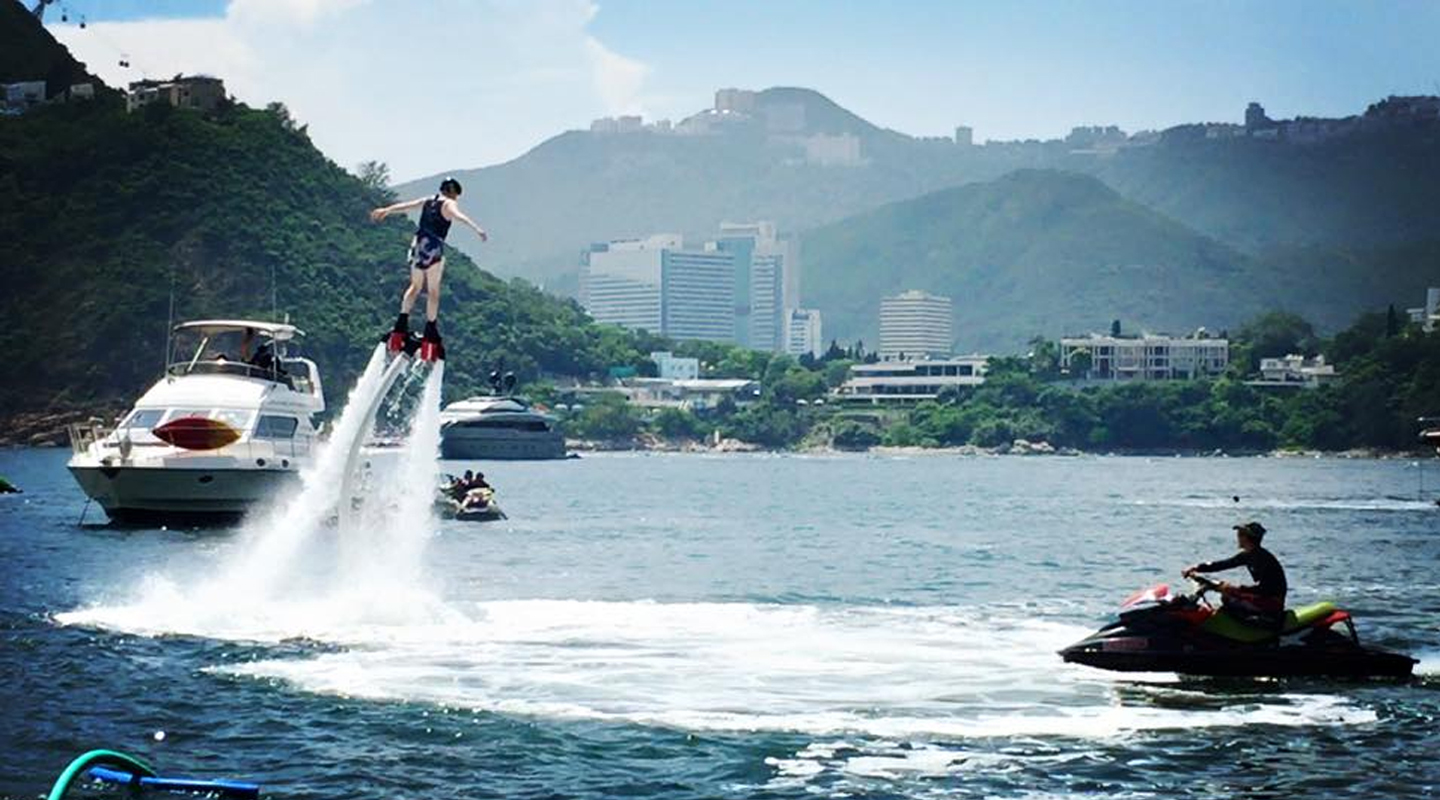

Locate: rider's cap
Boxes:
[1233,521,1266,541]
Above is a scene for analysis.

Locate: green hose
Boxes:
[47,749,156,800]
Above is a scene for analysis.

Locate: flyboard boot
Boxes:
[386,312,410,355]
[420,319,445,362]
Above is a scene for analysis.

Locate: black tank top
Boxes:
[417,195,452,240]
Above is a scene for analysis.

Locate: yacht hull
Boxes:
[440,429,566,460]
[69,465,298,522]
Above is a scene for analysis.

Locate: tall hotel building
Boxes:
[580,235,735,343]
[716,221,791,352]
[879,290,953,360]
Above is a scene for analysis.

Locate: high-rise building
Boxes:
[579,235,677,334]
[879,290,953,360]
[784,308,823,358]
[581,234,734,342]
[716,221,792,352]
[662,247,735,342]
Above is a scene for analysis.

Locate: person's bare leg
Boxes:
[424,260,445,322]
[401,267,425,314]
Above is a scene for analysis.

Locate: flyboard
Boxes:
[335,328,443,530]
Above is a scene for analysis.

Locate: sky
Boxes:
[45,0,1440,182]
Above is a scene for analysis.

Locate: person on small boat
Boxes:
[1183,521,1288,628]
[370,177,488,358]
[447,471,475,500]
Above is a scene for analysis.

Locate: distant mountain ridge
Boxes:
[401,85,1440,345]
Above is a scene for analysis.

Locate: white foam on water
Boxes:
[1132,497,1436,512]
[57,351,451,643]
[202,599,1376,743]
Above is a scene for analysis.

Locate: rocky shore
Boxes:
[0,408,121,448]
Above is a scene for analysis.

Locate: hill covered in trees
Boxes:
[0,19,660,419]
[802,170,1440,350]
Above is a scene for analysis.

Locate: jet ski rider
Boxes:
[1182,521,1288,628]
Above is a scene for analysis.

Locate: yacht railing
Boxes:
[67,419,109,456]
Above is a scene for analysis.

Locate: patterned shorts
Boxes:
[407,232,446,270]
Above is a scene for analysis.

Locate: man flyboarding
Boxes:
[370,177,487,361]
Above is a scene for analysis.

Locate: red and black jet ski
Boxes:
[1060,576,1417,678]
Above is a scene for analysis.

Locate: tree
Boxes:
[1068,348,1093,380]
[1111,319,1122,337]
[356,160,396,203]
[1235,311,1318,372]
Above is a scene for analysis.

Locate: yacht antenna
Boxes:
[270,263,278,322]
[163,270,176,376]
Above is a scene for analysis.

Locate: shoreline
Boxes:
[5,409,1432,462]
[565,437,1436,460]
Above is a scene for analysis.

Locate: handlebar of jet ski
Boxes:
[1188,574,1221,593]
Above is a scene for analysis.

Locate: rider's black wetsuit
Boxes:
[1195,546,1288,627]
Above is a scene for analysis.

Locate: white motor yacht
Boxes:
[67,320,324,522]
[439,396,566,460]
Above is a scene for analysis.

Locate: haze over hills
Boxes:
[802,170,1440,352]
[404,85,1440,344]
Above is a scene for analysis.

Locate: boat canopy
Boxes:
[173,320,304,340]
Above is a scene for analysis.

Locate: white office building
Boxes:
[581,234,735,343]
[834,356,989,404]
[1059,332,1229,381]
[784,308,823,358]
[662,248,735,342]
[879,290,953,360]
[580,234,677,334]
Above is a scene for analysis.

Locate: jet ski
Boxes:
[1059,575,1417,678]
[436,484,506,522]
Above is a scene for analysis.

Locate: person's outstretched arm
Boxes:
[441,199,488,241]
[370,196,427,222]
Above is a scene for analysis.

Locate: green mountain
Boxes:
[0,22,658,419]
[802,170,1269,351]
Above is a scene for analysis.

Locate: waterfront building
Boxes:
[834,357,989,404]
[879,290,953,360]
[1059,331,1229,381]
[784,308,823,358]
[1247,355,1338,389]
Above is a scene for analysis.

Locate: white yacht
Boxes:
[439,396,566,460]
[67,320,324,522]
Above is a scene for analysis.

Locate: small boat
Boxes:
[439,395,566,460]
[67,320,324,523]
[1059,576,1417,678]
[435,484,506,522]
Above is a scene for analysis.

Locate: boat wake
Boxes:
[58,345,451,641]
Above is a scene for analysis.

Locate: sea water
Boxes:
[1,442,1437,798]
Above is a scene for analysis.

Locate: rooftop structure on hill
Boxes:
[126,75,225,113]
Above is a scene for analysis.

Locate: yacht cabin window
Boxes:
[254,415,299,439]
